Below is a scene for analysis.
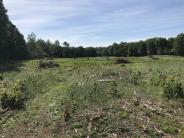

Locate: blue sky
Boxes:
[4,0,184,47]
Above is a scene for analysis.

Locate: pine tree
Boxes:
[0,0,28,60]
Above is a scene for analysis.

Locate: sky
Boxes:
[4,0,184,47]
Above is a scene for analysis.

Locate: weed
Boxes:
[71,122,83,129]
[118,111,130,119]
[163,78,184,99]
[1,56,184,138]
[110,81,120,98]
[129,71,143,85]
[162,126,178,134]
[150,71,167,86]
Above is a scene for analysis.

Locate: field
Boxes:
[0,56,184,138]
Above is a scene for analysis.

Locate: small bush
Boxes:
[0,80,27,109]
[114,58,131,64]
[163,78,184,99]
[38,60,59,69]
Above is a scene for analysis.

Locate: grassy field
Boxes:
[0,56,184,138]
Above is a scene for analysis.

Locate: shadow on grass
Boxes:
[0,60,23,73]
[114,58,132,64]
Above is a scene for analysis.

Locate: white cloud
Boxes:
[3,0,184,47]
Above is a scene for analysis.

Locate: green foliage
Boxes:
[162,126,178,134]
[118,111,130,119]
[146,39,157,55]
[70,122,83,129]
[150,71,184,99]
[84,82,106,104]
[24,73,48,99]
[0,0,28,60]
[66,81,108,108]
[150,72,167,86]
[0,80,26,109]
[173,33,184,56]
[110,81,120,98]
[163,78,184,99]
[1,57,184,138]
[129,71,143,85]
[63,41,70,47]
[24,33,184,59]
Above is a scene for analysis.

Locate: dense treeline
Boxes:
[26,33,184,58]
[1,0,184,60]
[26,33,98,59]
[0,0,28,60]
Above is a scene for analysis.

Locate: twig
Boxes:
[87,118,92,138]
[89,73,98,79]
[0,107,9,115]
[98,79,114,82]
[154,126,165,136]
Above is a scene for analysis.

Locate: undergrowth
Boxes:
[0,56,184,138]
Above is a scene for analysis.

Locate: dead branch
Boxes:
[0,107,9,115]
[98,79,114,82]
[89,73,98,79]
[154,126,165,137]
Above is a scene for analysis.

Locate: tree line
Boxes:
[26,33,184,58]
[1,0,184,60]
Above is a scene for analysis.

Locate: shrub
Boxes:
[163,78,184,99]
[0,80,27,109]
[38,60,59,69]
[114,58,131,64]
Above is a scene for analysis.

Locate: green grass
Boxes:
[0,56,184,137]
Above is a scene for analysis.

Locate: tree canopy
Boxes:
[0,0,28,60]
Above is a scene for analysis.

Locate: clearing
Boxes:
[0,56,184,138]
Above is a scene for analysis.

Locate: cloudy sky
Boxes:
[4,0,184,47]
